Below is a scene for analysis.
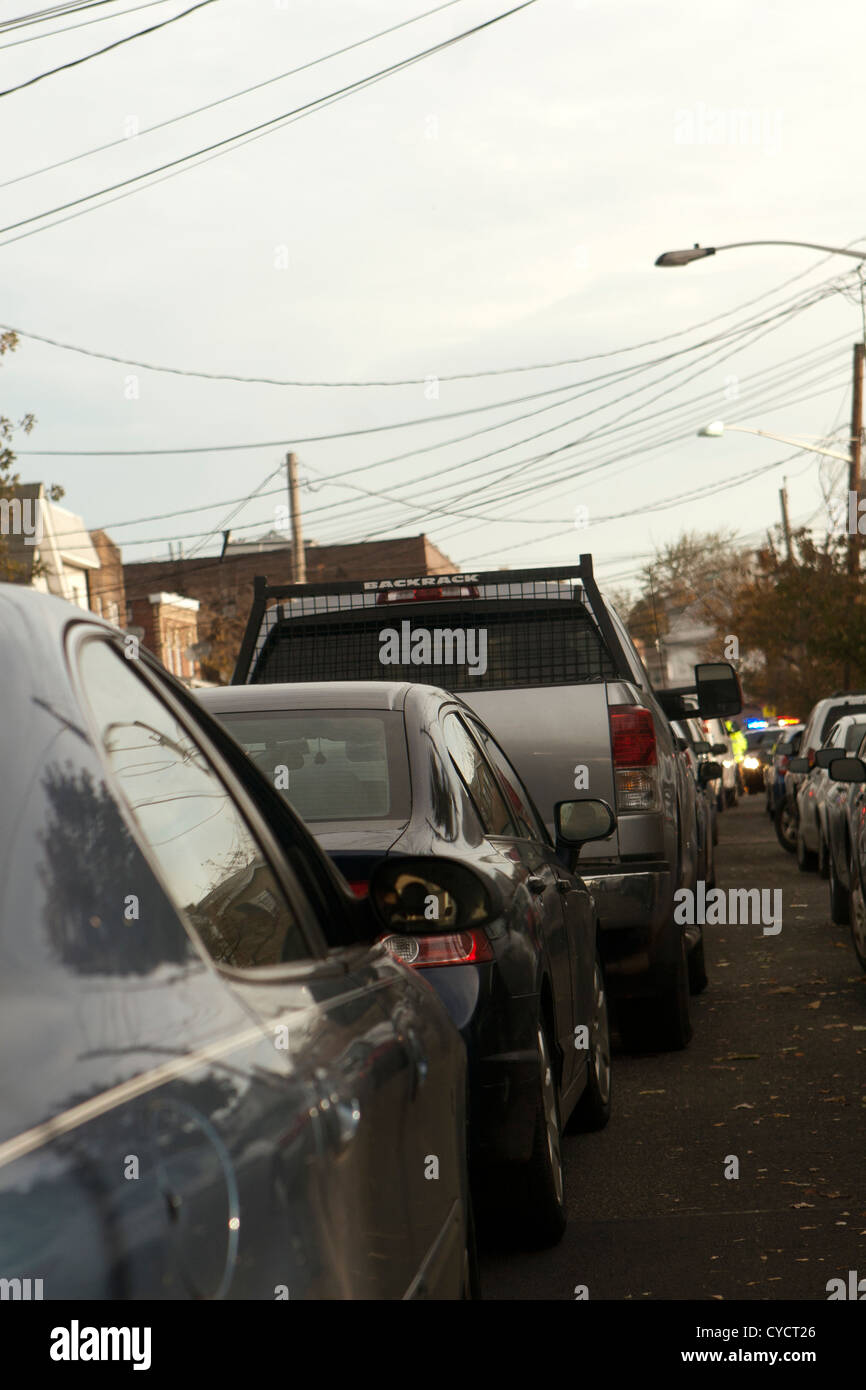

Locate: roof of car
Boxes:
[196,680,462,714]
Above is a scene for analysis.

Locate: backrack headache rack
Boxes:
[231,554,631,685]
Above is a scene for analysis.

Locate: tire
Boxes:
[725,786,737,808]
[716,786,725,813]
[796,825,818,872]
[850,866,866,972]
[617,932,692,1052]
[712,812,719,846]
[688,930,709,994]
[775,799,797,853]
[829,849,850,926]
[567,954,612,1133]
[818,833,830,880]
[485,1023,566,1249]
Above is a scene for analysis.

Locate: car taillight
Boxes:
[609,704,660,812]
[779,756,789,773]
[348,881,368,898]
[377,928,494,968]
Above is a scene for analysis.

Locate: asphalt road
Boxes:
[479,791,866,1300]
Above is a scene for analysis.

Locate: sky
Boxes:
[2,0,866,598]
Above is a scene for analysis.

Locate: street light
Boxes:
[655,240,866,267]
[697,420,851,462]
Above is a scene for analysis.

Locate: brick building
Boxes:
[127,592,201,681]
[123,534,458,683]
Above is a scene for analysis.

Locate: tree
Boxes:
[625,529,750,656]
[731,528,866,711]
[1,331,63,581]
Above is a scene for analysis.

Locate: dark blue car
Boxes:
[199,680,616,1250]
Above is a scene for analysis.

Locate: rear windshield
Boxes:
[746,730,780,751]
[252,604,617,692]
[213,708,411,824]
[819,703,866,743]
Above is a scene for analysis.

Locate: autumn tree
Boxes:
[731,528,866,712]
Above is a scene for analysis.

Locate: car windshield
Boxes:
[214,708,411,824]
[746,730,779,751]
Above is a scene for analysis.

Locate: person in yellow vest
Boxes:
[726,719,748,794]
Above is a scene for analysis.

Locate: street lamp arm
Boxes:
[656,240,866,266]
[721,423,852,461]
[713,240,866,261]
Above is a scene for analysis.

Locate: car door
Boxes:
[467,714,599,1101]
[440,709,577,1095]
[71,631,426,1298]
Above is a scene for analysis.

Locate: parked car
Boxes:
[765,723,804,821]
[198,679,616,1249]
[827,749,866,971]
[231,559,743,1052]
[793,715,866,874]
[671,718,718,905]
[683,714,719,848]
[787,695,866,865]
[701,717,739,809]
[0,586,476,1300]
[824,728,866,924]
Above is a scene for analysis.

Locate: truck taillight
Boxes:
[609,705,660,812]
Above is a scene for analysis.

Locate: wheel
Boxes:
[567,954,612,1132]
[796,825,818,872]
[725,786,737,808]
[716,786,725,813]
[688,930,709,994]
[483,1023,566,1249]
[712,812,719,846]
[818,834,830,880]
[849,863,866,972]
[617,931,692,1052]
[829,849,850,925]
[775,800,797,853]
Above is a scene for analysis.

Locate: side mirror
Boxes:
[367,855,500,934]
[828,756,866,783]
[698,762,723,785]
[554,798,616,853]
[815,748,845,769]
[694,662,743,718]
[710,742,727,755]
[692,739,711,755]
[787,757,810,773]
[675,735,688,753]
[775,741,794,757]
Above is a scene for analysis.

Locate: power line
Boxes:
[14,272,847,457]
[0,1,537,239]
[0,2,122,35]
[0,0,218,99]
[4,252,860,385]
[1,0,468,184]
[0,0,172,49]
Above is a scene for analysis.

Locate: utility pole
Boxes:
[778,482,792,560]
[848,342,864,576]
[286,451,306,582]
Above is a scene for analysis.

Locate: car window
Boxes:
[441,712,515,836]
[466,717,549,843]
[212,707,410,824]
[844,721,866,751]
[77,638,313,970]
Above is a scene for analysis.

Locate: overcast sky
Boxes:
[2,0,865,594]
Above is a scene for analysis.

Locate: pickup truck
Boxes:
[231,556,742,1051]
